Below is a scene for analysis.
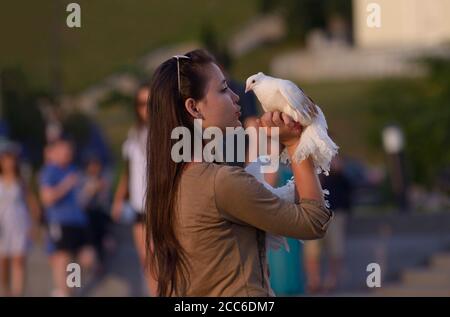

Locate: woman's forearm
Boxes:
[287,146,325,205]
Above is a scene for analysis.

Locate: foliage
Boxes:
[367,58,450,187]
[258,0,352,43]
[1,68,47,167]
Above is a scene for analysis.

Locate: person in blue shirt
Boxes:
[39,138,94,296]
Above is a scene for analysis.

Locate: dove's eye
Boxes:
[252,80,256,84]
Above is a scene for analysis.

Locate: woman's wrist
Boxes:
[290,156,325,204]
[285,140,300,157]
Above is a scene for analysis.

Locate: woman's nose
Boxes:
[230,89,240,104]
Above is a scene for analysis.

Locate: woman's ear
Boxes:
[185,98,203,119]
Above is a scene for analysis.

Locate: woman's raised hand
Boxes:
[256,111,303,149]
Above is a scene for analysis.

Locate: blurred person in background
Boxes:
[303,155,353,293]
[0,140,40,296]
[111,84,157,296]
[79,152,113,271]
[39,138,94,296]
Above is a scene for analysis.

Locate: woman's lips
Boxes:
[236,111,242,118]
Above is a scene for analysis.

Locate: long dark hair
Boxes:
[145,49,216,296]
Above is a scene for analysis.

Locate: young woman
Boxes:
[145,49,333,296]
[0,142,40,296]
[111,84,157,295]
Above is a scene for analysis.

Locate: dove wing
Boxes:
[277,79,317,123]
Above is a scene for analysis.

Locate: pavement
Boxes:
[24,223,148,297]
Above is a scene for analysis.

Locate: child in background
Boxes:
[39,138,94,296]
[0,141,40,296]
[79,153,112,269]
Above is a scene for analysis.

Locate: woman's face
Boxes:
[0,153,17,173]
[136,88,150,124]
[195,63,241,130]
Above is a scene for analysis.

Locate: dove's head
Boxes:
[245,72,265,93]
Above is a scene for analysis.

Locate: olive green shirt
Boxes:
[177,162,333,296]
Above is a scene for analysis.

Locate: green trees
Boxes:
[1,68,46,167]
[258,0,352,43]
[367,58,450,188]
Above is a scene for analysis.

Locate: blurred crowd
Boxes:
[0,85,153,296]
[0,134,114,296]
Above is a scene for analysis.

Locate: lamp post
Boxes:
[382,124,409,212]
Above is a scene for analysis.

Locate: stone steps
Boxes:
[402,268,450,288]
[375,252,450,296]
[430,253,450,270]
[376,285,450,297]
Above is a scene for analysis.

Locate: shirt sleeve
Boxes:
[214,165,333,240]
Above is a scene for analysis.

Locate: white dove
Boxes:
[245,72,339,175]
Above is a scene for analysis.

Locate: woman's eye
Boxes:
[221,86,228,92]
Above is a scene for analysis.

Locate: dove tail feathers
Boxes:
[292,123,339,175]
[279,105,338,175]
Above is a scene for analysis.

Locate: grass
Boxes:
[0,0,259,93]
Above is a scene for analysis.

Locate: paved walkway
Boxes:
[24,223,147,297]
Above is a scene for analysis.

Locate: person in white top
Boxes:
[0,141,40,296]
[111,84,157,296]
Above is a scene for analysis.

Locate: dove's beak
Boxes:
[245,85,250,93]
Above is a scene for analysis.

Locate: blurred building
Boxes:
[272,1,450,82]
[354,0,450,48]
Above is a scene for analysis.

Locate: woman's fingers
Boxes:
[272,111,284,127]
[257,111,303,144]
[260,112,275,127]
[281,112,295,127]
[259,111,297,129]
